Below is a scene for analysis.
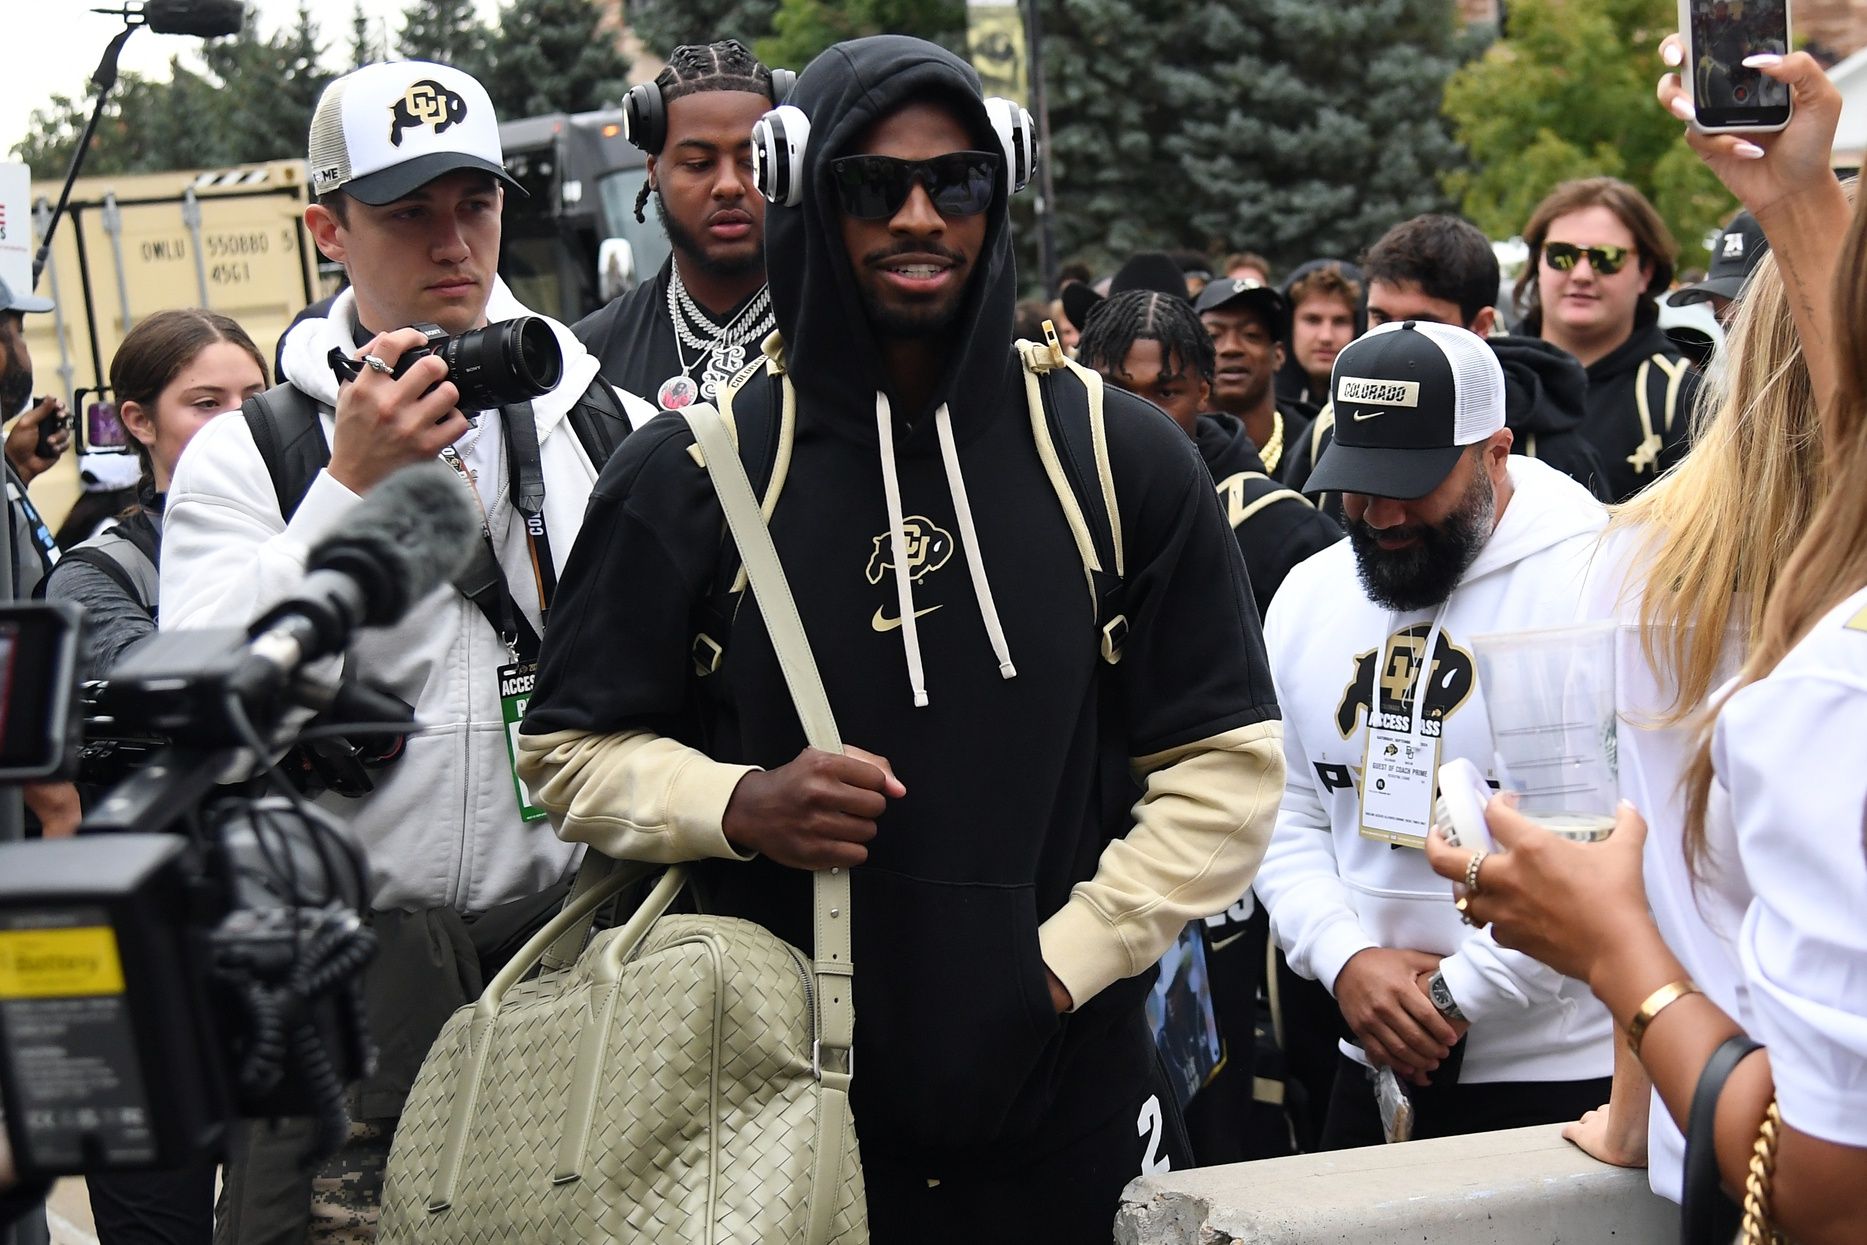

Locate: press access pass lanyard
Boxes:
[438,402,557,823]
[1358,609,1448,850]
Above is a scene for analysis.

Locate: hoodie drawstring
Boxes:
[873,392,1018,708]
[933,403,1017,682]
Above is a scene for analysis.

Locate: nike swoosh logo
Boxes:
[1351,409,1387,422]
[871,605,942,632]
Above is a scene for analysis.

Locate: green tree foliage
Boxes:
[625,0,781,60]
[11,5,333,176]
[398,0,491,73]
[476,0,630,117]
[1443,0,1731,258]
[351,2,387,69]
[1033,0,1462,278]
[757,0,963,71]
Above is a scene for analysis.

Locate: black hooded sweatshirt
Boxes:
[1194,413,1340,618]
[1578,321,1699,503]
[1280,334,1616,519]
[1273,258,1367,416]
[523,37,1278,1166]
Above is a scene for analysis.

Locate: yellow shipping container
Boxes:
[23,159,320,526]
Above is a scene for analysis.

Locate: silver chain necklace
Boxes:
[656,266,775,410]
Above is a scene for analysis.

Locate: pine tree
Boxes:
[625,0,781,60]
[351,1,386,69]
[477,0,630,118]
[199,2,334,165]
[1443,0,1730,254]
[756,0,963,71]
[398,0,491,72]
[1033,0,1462,277]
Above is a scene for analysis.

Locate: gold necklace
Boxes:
[1260,410,1285,475]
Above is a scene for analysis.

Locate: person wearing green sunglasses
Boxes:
[1514,177,1701,504]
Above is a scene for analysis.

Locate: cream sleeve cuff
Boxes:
[1037,719,1284,1010]
[518,728,758,864]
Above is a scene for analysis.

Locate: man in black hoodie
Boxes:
[1283,215,1613,516]
[1514,178,1698,502]
[518,36,1284,1240]
[1075,288,1340,620]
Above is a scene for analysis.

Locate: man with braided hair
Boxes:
[575,40,789,411]
[1077,288,1338,1166]
[1075,289,1339,621]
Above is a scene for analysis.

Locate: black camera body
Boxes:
[0,606,381,1181]
[387,317,564,411]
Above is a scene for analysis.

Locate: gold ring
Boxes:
[1455,896,1474,925]
[1464,849,1488,895]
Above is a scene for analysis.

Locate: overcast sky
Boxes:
[7,0,503,158]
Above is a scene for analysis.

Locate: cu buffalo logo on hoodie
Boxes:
[390,81,468,146]
[1335,622,1477,740]
[866,517,953,586]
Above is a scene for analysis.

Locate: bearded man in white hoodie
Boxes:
[161,61,654,1242]
[1255,320,1614,1149]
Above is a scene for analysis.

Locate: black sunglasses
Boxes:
[828,152,1000,221]
[1541,241,1632,276]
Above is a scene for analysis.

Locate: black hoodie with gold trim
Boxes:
[520,36,1282,1164]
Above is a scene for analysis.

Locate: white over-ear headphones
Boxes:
[750,96,1039,209]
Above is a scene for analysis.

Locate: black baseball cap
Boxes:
[1061,251,1188,331]
[1303,320,1504,501]
[1673,211,1768,307]
[1194,277,1289,340]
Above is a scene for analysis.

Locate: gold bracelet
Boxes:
[1626,979,1700,1060]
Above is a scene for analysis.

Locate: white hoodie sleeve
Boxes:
[160,412,366,633]
[1254,593,1380,993]
[1434,927,1575,1023]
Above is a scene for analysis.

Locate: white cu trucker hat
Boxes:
[308,61,524,205]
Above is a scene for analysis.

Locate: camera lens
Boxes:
[439,317,564,411]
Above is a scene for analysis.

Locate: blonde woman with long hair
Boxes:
[1425,49,1867,1244]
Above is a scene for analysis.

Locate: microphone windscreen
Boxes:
[142,0,246,38]
[306,461,481,628]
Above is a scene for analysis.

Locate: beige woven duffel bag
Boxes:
[377,402,867,1244]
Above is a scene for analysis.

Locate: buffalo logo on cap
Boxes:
[390,80,468,147]
[1722,232,1746,260]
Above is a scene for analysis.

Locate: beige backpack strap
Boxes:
[683,402,853,1245]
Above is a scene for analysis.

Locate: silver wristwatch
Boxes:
[1427,970,1468,1024]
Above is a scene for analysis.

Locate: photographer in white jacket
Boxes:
[161,61,652,1242]
[1255,320,1614,1148]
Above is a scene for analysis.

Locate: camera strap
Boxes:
[438,440,541,665]
[500,401,559,630]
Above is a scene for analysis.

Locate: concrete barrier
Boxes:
[1117,1123,1680,1244]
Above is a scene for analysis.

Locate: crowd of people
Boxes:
[1,25,1864,1245]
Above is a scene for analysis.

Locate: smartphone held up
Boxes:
[1677,0,1792,133]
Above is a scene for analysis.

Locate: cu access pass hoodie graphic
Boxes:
[519,37,1284,1164]
[1255,457,1615,1085]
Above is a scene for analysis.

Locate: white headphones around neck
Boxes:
[749,96,1038,209]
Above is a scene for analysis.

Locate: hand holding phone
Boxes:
[32,400,69,462]
[1677,0,1791,133]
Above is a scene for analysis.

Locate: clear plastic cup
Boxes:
[1471,621,1618,842]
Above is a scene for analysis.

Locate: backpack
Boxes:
[43,509,161,616]
[241,376,634,521]
[687,322,1130,678]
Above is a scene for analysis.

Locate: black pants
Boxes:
[862,1048,1193,1244]
[89,1166,216,1245]
[1320,1051,1610,1150]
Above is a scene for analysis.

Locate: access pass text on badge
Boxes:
[1359,725,1439,849]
